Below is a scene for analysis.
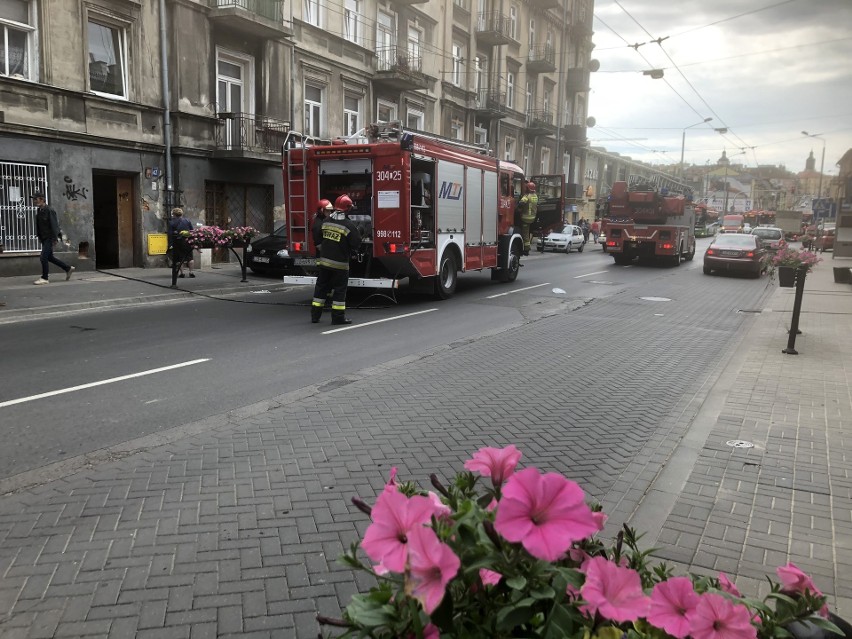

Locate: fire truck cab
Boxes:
[282,122,528,298]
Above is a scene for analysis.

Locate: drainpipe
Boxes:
[159,0,174,211]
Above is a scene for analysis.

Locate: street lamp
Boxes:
[802,131,826,212]
[679,117,712,179]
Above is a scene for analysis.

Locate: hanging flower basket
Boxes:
[778,265,796,287]
[178,226,257,250]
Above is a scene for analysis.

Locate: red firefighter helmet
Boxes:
[318,199,332,211]
[527,181,536,193]
[335,195,354,211]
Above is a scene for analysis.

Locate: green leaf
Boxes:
[531,586,556,600]
[766,592,800,606]
[507,576,528,590]
[543,603,577,639]
[808,616,844,636]
[345,593,397,628]
[496,604,533,632]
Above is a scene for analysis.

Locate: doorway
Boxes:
[93,174,135,269]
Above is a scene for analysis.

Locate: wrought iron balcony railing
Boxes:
[215,112,291,154]
[375,46,423,73]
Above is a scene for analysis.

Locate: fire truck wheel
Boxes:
[435,252,458,299]
[684,243,696,261]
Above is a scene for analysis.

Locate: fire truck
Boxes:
[603,180,696,266]
[281,122,536,298]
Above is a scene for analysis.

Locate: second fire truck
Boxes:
[603,180,696,266]
[281,122,555,298]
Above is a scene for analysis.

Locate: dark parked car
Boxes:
[703,233,765,278]
[247,226,297,275]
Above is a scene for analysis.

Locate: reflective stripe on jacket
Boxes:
[317,215,361,270]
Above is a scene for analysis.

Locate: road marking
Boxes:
[323,308,438,333]
[573,270,609,279]
[0,359,211,409]
[485,282,550,299]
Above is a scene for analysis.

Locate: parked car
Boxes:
[247,225,297,275]
[703,233,765,278]
[750,226,785,252]
[542,224,586,253]
[815,224,835,252]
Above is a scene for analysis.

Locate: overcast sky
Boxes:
[587,0,852,178]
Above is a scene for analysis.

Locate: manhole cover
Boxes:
[640,296,672,302]
[726,440,754,449]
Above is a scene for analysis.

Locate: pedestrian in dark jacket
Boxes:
[311,195,361,325]
[168,208,195,278]
[32,192,74,285]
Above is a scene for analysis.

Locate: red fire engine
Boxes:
[604,180,696,266]
[281,122,535,298]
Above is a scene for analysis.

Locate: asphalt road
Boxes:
[0,237,770,479]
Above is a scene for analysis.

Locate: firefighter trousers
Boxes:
[311,267,349,322]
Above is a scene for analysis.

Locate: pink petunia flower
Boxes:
[718,573,742,597]
[405,526,460,614]
[362,490,437,572]
[647,577,700,638]
[494,467,600,561]
[580,556,652,623]
[464,445,522,486]
[427,491,452,519]
[591,511,608,531]
[479,568,502,587]
[776,563,829,617]
[687,592,757,639]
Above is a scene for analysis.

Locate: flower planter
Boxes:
[778,266,796,287]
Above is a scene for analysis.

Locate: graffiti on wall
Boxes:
[63,175,89,201]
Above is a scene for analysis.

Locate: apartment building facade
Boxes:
[0,0,594,276]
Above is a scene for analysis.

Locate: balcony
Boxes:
[529,0,560,10]
[475,12,516,46]
[209,0,293,39]
[472,89,508,118]
[214,112,291,161]
[372,46,431,92]
[525,109,555,136]
[390,0,429,7]
[565,67,590,92]
[526,45,556,74]
[560,123,586,144]
[565,182,585,199]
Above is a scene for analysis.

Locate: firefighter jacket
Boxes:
[317,212,361,271]
[519,193,538,224]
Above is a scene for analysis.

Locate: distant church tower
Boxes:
[717,150,730,167]
[805,150,816,172]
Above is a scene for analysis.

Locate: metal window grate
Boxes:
[0,161,48,252]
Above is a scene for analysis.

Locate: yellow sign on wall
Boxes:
[147,233,169,255]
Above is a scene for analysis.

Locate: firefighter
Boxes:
[312,199,333,257]
[518,181,538,255]
[311,195,362,325]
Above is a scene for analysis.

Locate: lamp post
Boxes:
[679,117,712,180]
[802,131,825,215]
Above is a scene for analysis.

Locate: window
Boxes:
[376,11,395,69]
[304,84,323,137]
[543,86,551,113]
[451,41,463,86]
[407,26,421,67]
[377,99,397,122]
[451,117,464,140]
[528,18,535,51]
[344,0,362,45]
[523,144,532,174]
[87,18,127,98]
[474,55,486,94]
[509,5,517,40]
[217,49,253,115]
[304,0,320,26]
[344,94,361,136]
[540,147,550,174]
[506,72,514,109]
[505,136,515,162]
[1,0,34,79]
[525,81,532,113]
[406,107,424,130]
[563,153,570,176]
[0,160,47,252]
[474,125,487,146]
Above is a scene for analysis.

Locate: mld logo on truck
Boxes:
[438,181,463,200]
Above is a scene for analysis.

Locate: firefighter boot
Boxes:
[331,311,352,325]
[311,305,323,323]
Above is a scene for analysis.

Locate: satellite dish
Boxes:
[588,59,600,72]
[586,117,596,128]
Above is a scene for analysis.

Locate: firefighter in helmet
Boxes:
[311,195,362,325]
[518,181,539,255]
[312,199,333,257]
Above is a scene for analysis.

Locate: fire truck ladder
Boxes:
[365,121,491,156]
[281,130,326,243]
